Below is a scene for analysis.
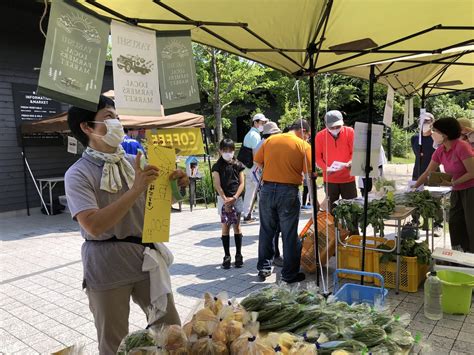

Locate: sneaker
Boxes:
[242,215,257,223]
[283,272,306,284]
[222,256,231,269]
[272,256,284,267]
[235,254,244,268]
[258,270,271,281]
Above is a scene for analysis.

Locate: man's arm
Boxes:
[254,140,265,169]
[76,152,158,238]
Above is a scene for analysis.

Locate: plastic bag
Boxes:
[263,332,301,354]
[287,341,317,355]
[117,329,156,355]
[204,292,228,315]
[190,321,228,355]
[192,307,219,337]
[159,324,190,354]
[230,313,274,355]
[213,306,244,344]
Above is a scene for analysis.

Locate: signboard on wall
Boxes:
[13,83,63,146]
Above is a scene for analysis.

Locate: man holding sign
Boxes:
[65,95,188,354]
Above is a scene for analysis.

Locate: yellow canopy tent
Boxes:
[73,0,474,288]
[338,48,474,98]
[78,0,473,75]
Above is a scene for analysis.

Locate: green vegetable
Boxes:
[118,330,155,354]
[259,304,301,331]
[318,339,367,354]
[379,239,431,264]
[351,325,387,347]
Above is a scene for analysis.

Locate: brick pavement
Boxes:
[1,164,472,354]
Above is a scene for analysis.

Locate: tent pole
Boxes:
[418,85,427,178]
[21,138,30,216]
[202,127,216,206]
[360,65,376,285]
[308,50,320,288]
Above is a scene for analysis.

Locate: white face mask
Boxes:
[258,125,264,133]
[222,152,234,161]
[468,133,474,144]
[422,123,432,133]
[92,119,125,148]
[329,127,341,137]
[431,131,444,146]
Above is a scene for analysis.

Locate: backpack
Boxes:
[237,145,254,168]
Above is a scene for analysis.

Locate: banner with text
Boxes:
[147,127,204,156]
[111,20,161,116]
[157,31,200,113]
[37,0,108,111]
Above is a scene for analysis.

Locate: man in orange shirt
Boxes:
[254,119,312,283]
[316,110,357,213]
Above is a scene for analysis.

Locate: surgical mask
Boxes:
[92,119,125,147]
[422,123,431,133]
[222,152,234,161]
[329,127,341,137]
[258,125,264,133]
[468,132,474,144]
[431,131,444,146]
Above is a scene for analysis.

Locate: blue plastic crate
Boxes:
[333,269,388,306]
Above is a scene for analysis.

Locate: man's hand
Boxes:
[345,161,352,169]
[132,151,159,193]
[169,169,189,187]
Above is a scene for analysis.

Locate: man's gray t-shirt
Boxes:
[65,152,148,291]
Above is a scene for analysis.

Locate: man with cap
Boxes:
[254,119,312,283]
[241,113,268,222]
[411,112,436,180]
[316,110,357,214]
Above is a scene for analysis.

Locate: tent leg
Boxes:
[308,53,320,288]
[21,139,30,216]
[202,128,216,206]
[360,65,376,285]
[418,85,427,178]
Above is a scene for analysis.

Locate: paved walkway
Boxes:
[1,164,472,354]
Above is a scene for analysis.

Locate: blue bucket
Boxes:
[333,269,388,306]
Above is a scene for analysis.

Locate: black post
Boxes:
[387,126,392,162]
[360,65,376,285]
[202,127,216,206]
[21,138,30,216]
[308,51,320,288]
[418,85,427,178]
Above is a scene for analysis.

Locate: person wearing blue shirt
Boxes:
[121,128,145,155]
[242,113,268,222]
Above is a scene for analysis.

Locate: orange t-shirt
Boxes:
[254,132,312,185]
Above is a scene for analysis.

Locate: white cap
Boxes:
[253,113,269,122]
[420,112,434,122]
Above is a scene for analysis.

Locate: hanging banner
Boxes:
[383,86,395,127]
[67,136,78,154]
[156,31,200,114]
[142,145,176,243]
[37,0,109,111]
[111,20,161,116]
[147,127,205,156]
[351,122,384,178]
[408,97,415,126]
[418,108,427,145]
[403,97,414,128]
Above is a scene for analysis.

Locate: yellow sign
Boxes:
[147,127,205,156]
[142,145,176,243]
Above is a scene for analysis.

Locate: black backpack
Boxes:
[237,145,254,168]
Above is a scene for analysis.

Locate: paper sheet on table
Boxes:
[142,145,176,243]
[327,161,347,172]
[351,122,384,178]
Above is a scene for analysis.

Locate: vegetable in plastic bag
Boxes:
[191,321,228,355]
[230,313,273,355]
[117,329,156,355]
[317,339,367,354]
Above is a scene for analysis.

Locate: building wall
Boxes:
[0,2,113,213]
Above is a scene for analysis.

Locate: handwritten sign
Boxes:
[142,145,176,243]
[147,127,204,156]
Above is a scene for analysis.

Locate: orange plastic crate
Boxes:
[337,235,387,283]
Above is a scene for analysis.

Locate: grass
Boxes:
[390,152,416,165]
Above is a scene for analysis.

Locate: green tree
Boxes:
[193,44,267,142]
[427,94,474,119]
